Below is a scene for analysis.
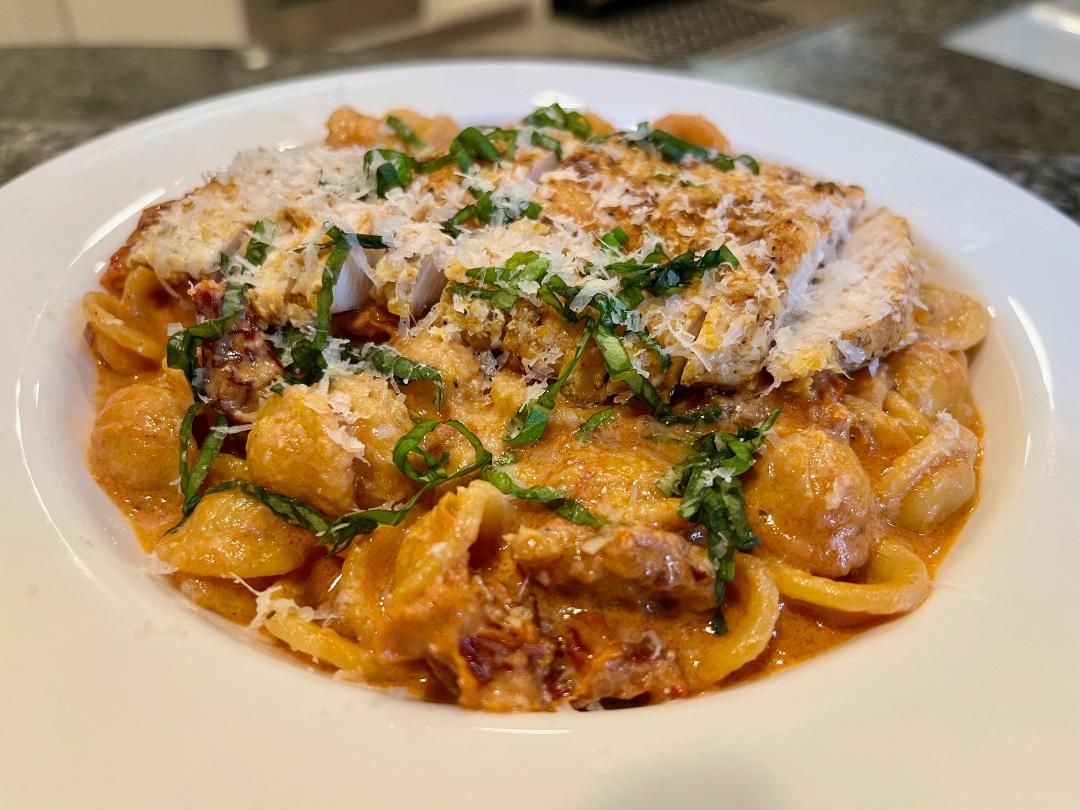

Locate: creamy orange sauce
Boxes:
[81,105,989,712]
[88,344,981,705]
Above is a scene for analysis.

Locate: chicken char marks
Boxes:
[191,280,283,423]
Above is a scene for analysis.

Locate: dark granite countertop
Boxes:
[1,0,1077,219]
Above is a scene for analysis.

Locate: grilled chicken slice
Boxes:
[119,115,931,394]
[539,139,865,388]
[766,208,923,382]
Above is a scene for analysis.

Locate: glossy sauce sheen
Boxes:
[90,353,980,700]
[83,107,988,711]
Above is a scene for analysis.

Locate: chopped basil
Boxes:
[592,323,676,424]
[628,329,671,374]
[641,127,710,164]
[393,418,492,483]
[441,188,541,238]
[273,226,390,386]
[631,126,760,176]
[166,281,248,396]
[480,467,605,527]
[204,478,332,535]
[449,127,502,171]
[417,154,454,173]
[386,114,424,148]
[709,154,735,172]
[530,130,563,162]
[446,283,519,311]
[187,412,605,553]
[484,127,518,161]
[736,154,760,174]
[522,103,591,139]
[448,251,550,310]
[537,275,580,323]
[477,241,737,425]
[323,418,494,553]
[600,225,629,252]
[352,233,391,249]
[575,407,615,442]
[506,328,591,447]
[242,219,273,266]
[278,226,353,382]
[365,149,416,197]
[605,245,739,297]
[673,401,727,425]
[176,404,228,517]
[657,409,780,634]
[349,344,444,411]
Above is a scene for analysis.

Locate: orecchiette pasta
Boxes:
[743,428,877,578]
[263,600,369,672]
[877,415,979,532]
[81,102,987,711]
[889,341,977,428]
[245,387,358,517]
[175,573,257,624]
[764,538,930,614]
[89,383,186,495]
[82,292,166,375]
[154,489,316,578]
[326,373,416,508]
[916,283,991,351]
[677,554,781,688]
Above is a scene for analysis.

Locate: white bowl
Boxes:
[2,60,1078,808]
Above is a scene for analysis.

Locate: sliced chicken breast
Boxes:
[766,208,923,382]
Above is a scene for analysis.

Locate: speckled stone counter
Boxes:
[689,0,1080,220]
[2,0,1077,219]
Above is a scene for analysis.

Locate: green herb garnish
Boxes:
[279,225,354,380]
[449,126,502,171]
[523,103,591,139]
[575,407,615,442]
[447,251,550,310]
[242,219,273,266]
[481,467,605,527]
[349,344,444,411]
[600,225,629,252]
[631,126,760,175]
[627,328,671,374]
[365,149,416,197]
[530,130,564,162]
[187,415,601,553]
[386,115,424,148]
[203,478,333,535]
[506,328,591,447]
[441,188,540,238]
[605,245,739,297]
[176,404,228,517]
[591,322,676,424]
[166,281,248,396]
[657,409,780,634]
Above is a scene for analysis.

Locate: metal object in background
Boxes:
[557,0,793,60]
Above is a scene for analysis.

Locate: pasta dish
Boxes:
[83,104,988,711]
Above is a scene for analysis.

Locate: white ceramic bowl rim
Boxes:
[2,60,1078,808]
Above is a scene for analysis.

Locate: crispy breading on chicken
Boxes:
[114,110,929,392]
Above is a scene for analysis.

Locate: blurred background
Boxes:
[2,0,1077,218]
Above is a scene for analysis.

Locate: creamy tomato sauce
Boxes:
[82,104,989,712]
